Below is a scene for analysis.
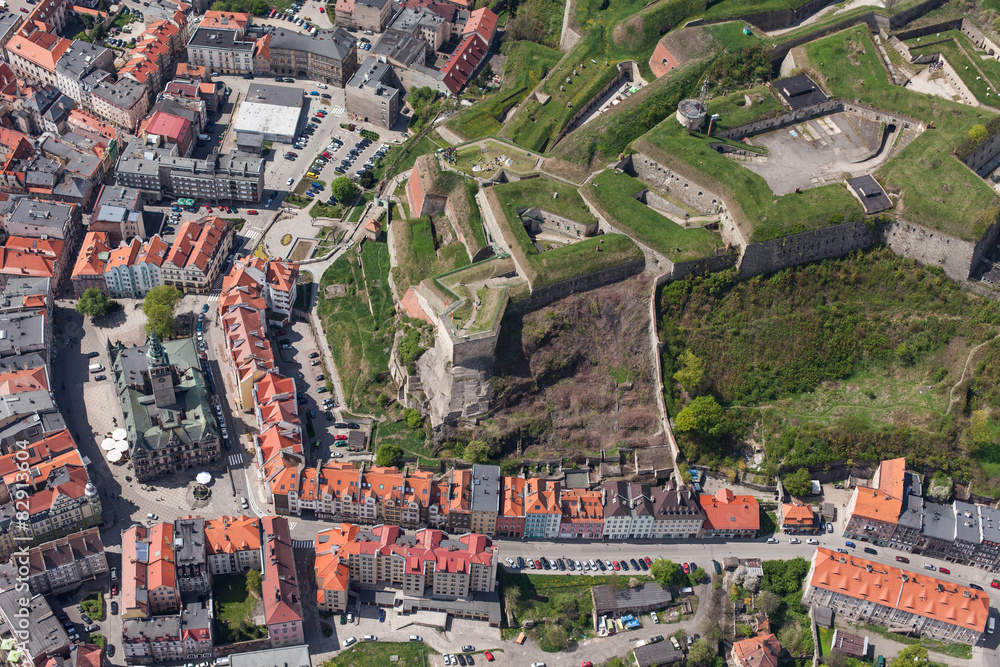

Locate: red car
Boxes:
[682,562,690,574]
[534,560,541,569]
[247,210,258,215]
[111,583,118,596]
[644,557,652,566]
[612,561,620,571]
[581,663,592,667]
[278,329,287,335]
[319,5,324,10]
[334,434,348,441]
[206,206,213,212]
[19,7,27,12]
[895,556,909,563]
[322,152,331,158]
[940,567,951,574]
[992,580,1000,589]
[483,652,493,662]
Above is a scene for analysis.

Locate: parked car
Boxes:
[939,567,951,574]
[895,555,910,563]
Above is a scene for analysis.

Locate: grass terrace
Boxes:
[907,30,1000,106]
[213,574,268,644]
[700,0,815,21]
[583,170,720,261]
[390,216,471,292]
[451,140,538,178]
[435,258,517,335]
[803,24,1000,239]
[500,0,705,152]
[411,156,489,249]
[447,41,563,141]
[486,176,642,287]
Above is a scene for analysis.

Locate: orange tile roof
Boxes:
[137,234,170,267]
[0,365,47,395]
[72,231,111,280]
[700,488,760,532]
[254,33,270,60]
[201,10,250,30]
[106,238,141,271]
[733,630,781,667]
[166,216,228,273]
[0,236,64,278]
[876,457,906,499]
[464,7,496,41]
[7,32,71,73]
[22,293,46,310]
[175,63,205,78]
[810,548,990,633]
[204,515,261,554]
[501,476,524,519]
[851,458,907,524]
[782,502,815,527]
[261,517,302,626]
[266,260,298,293]
[560,488,603,523]
[525,478,560,515]
[147,522,176,591]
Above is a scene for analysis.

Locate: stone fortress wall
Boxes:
[713,99,922,142]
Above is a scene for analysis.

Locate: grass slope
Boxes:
[446,40,562,141]
[583,170,719,261]
[324,642,435,666]
[802,24,1000,240]
[317,242,395,415]
[390,216,471,292]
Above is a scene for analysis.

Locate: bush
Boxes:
[405,408,422,429]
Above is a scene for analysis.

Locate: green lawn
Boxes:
[81,592,103,620]
[500,0,705,152]
[452,141,538,178]
[583,170,720,261]
[390,216,471,292]
[213,574,268,645]
[492,176,598,227]
[324,642,436,667]
[804,24,1000,240]
[317,242,395,415]
[704,85,785,133]
[373,418,434,462]
[447,40,563,141]
[385,135,448,179]
[700,0,815,21]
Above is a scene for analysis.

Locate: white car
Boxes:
[506,557,514,566]
[651,613,659,624]
[286,178,294,186]
[343,637,356,647]
[807,538,819,545]
[766,537,779,544]
[317,82,328,89]
[789,538,801,544]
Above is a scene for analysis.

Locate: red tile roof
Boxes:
[72,231,111,280]
[700,488,760,532]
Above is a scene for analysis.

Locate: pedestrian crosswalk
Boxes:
[291,539,312,549]
[228,453,243,466]
[328,106,345,116]
[242,226,264,244]
[206,293,220,304]
[288,521,298,529]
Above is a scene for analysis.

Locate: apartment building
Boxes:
[186,27,254,74]
[3,198,81,247]
[0,236,67,286]
[204,515,262,575]
[345,56,402,129]
[731,620,782,667]
[699,488,760,539]
[70,230,111,297]
[559,488,604,539]
[780,501,819,535]
[103,235,170,299]
[267,28,358,87]
[115,140,265,203]
[650,480,704,539]
[314,523,497,615]
[469,464,500,536]
[601,481,633,540]
[804,548,989,645]
[54,40,114,110]
[91,184,146,244]
[122,522,181,618]
[524,478,561,539]
[335,0,392,32]
[90,78,150,132]
[24,527,107,595]
[0,586,71,666]
[496,475,525,538]
[174,517,210,593]
[161,216,233,293]
[220,256,299,325]
[223,304,276,411]
[844,457,908,546]
[261,516,304,647]
[123,597,213,664]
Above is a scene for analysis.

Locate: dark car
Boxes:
[970,583,985,590]
[334,422,349,429]
[326,411,334,421]
[620,560,629,571]
[630,559,641,570]
[638,559,649,571]
[283,78,295,83]
[87,351,100,358]
[895,556,910,563]
[557,558,566,570]
[340,613,347,625]
[81,614,91,624]
[110,601,118,615]
[107,646,115,658]
[597,560,606,571]
[863,547,878,555]
[347,422,361,429]
[94,375,106,381]
[378,609,385,622]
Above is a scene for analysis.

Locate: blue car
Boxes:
[310,91,319,96]
[845,541,856,548]
[312,181,323,188]
[171,206,182,212]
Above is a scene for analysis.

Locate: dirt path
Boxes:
[946,334,1000,414]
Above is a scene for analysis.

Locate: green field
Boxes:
[383,134,448,180]
[447,41,562,141]
[583,170,720,261]
[803,24,1000,240]
[317,242,395,415]
[500,0,705,152]
[700,0,814,21]
[636,118,863,242]
[452,141,538,178]
[390,216,471,292]
[373,418,434,464]
[908,31,1000,106]
[213,574,268,644]
[411,158,488,250]
[324,642,436,667]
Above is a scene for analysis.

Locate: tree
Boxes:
[375,444,403,467]
[689,566,707,586]
[358,171,375,189]
[757,589,781,617]
[76,288,113,318]
[651,559,684,588]
[673,350,705,392]
[783,467,813,497]
[142,285,181,339]
[970,124,989,145]
[405,408,422,429]
[246,569,262,595]
[463,439,496,464]
[539,624,568,652]
[687,638,715,667]
[892,646,929,667]
[674,395,726,438]
[330,176,358,204]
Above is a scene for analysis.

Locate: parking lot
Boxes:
[286,124,390,195]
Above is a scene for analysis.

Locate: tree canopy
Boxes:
[142,285,182,339]
[891,645,929,667]
[375,444,403,467]
[76,288,115,318]
[783,467,813,497]
[651,559,685,588]
[675,395,725,438]
[464,440,498,464]
[331,177,358,204]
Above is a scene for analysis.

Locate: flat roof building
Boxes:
[345,56,401,129]
[233,83,304,145]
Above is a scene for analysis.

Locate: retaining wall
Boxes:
[961,17,1000,56]
[508,258,646,313]
[737,0,839,32]
[893,19,960,42]
[938,53,979,107]
[960,128,1000,175]
[554,60,638,146]
[622,153,723,214]
[714,99,921,142]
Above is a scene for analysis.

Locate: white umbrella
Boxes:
[115,440,130,453]
[101,438,117,451]
[196,472,211,484]
[113,428,127,441]
[107,450,123,462]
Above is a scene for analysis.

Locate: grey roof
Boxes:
[42,95,75,124]
[592,583,673,615]
[244,83,305,108]
[0,313,45,356]
[0,589,69,658]
[392,6,443,31]
[55,40,111,77]
[651,480,704,519]
[0,389,57,420]
[7,198,74,231]
[373,27,426,67]
[23,86,60,115]
[180,595,212,633]
[269,26,356,61]
[92,78,146,110]
[906,471,922,497]
[230,645,311,667]
[470,464,500,514]
[348,57,401,102]
[634,640,684,666]
[954,500,981,544]
[39,135,100,177]
[80,67,112,90]
[979,505,1000,545]
[175,517,207,566]
[151,98,201,126]
[187,27,253,51]
[897,493,924,530]
[123,615,180,640]
[96,185,142,212]
[357,0,390,8]
[602,481,632,518]
[921,500,956,542]
[847,175,892,214]
[776,73,828,109]
[0,277,50,307]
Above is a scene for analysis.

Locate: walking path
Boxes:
[947,333,1000,413]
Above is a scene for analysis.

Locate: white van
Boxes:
[408,635,422,642]
[214,659,231,666]
[343,637,357,647]
[89,364,104,373]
